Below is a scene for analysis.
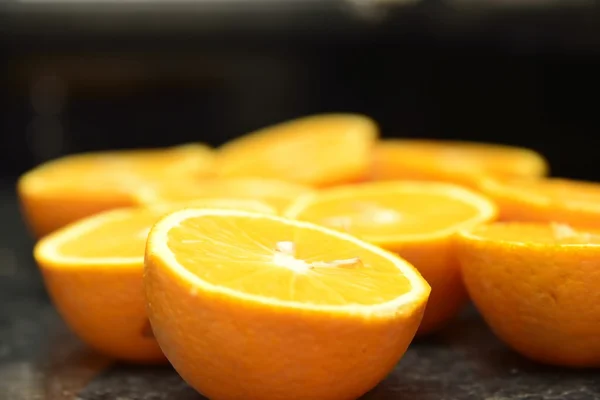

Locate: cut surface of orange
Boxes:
[215,113,378,187]
[19,143,215,238]
[138,178,314,213]
[457,222,600,367]
[285,181,497,334]
[480,177,600,229]
[33,198,271,364]
[144,209,430,400]
[371,139,549,188]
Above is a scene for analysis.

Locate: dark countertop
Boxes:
[1,186,599,400]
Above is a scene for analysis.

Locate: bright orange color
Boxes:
[19,143,215,238]
[371,139,549,188]
[457,222,600,367]
[480,177,600,229]
[144,209,430,400]
[285,181,497,334]
[33,198,275,364]
[215,114,378,187]
[138,178,315,213]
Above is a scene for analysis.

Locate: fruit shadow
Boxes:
[34,323,200,400]
[362,306,600,400]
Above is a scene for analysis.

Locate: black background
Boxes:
[2,1,599,183]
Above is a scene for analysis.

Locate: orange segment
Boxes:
[285,181,497,334]
[19,143,215,238]
[144,209,430,400]
[480,177,600,229]
[371,139,549,188]
[215,114,378,187]
[457,222,600,367]
[138,178,314,213]
[33,198,273,364]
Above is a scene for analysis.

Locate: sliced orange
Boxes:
[19,143,215,238]
[215,114,378,187]
[137,177,315,213]
[284,181,497,334]
[457,222,600,367]
[33,198,274,364]
[371,139,549,188]
[144,209,430,400]
[480,177,600,229]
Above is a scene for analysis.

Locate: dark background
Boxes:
[2,0,599,183]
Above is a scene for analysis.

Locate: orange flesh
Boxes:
[216,114,377,186]
[58,210,158,258]
[501,179,600,204]
[166,215,412,306]
[145,179,313,212]
[293,193,483,239]
[471,223,600,246]
[375,140,547,178]
[57,198,275,259]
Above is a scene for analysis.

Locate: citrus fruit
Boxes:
[371,139,549,188]
[215,113,378,187]
[33,198,273,364]
[144,209,430,400]
[457,222,600,367]
[480,177,600,229]
[137,177,314,213]
[19,143,215,238]
[284,181,497,334]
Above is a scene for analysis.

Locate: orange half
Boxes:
[19,143,215,237]
[33,198,274,363]
[480,177,600,228]
[371,139,549,188]
[216,114,378,187]
[457,222,600,367]
[145,209,430,400]
[285,181,498,334]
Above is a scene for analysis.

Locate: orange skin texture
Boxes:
[144,252,427,400]
[20,190,137,239]
[39,261,166,364]
[457,226,600,367]
[390,239,468,336]
[480,178,600,229]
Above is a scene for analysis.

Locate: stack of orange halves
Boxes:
[18,113,600,400]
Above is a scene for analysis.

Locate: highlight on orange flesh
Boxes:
[480,177,600,229]
[137,177,315,214]
[371,139,549,188]
[18,143,215,238]
[284,181,497,335]
[33,198,273,364]
[144,209,430,400]
[215,113,379,187]
[457,222,600,367]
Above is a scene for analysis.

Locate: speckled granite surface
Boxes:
[0,187,598,400]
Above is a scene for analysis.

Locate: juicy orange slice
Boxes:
[144,209,430,400]
[480,177,600,229]
[137,178,314,213]
[19,143,215,238]
[33,198,273,363]
[371,139,549,188]
[284,181,497,334]
[457,222,600,367]
[215,114,378,187]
